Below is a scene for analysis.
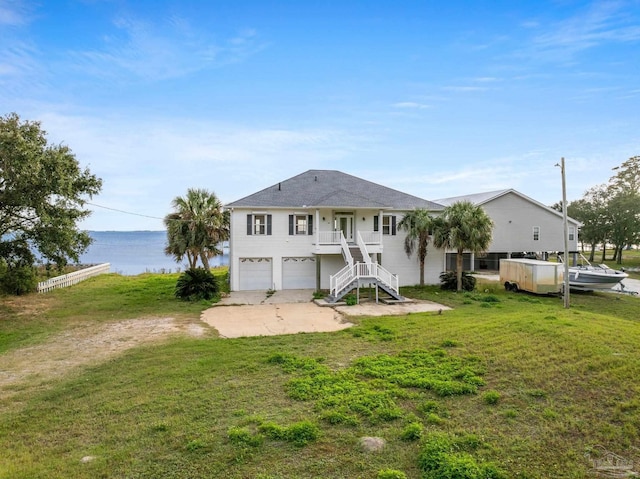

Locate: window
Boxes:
[568,226,575,241]
[247,214,272,236]
[374,215,396,235]
[288,214,313,235]
[533,226,540,241]
[295,215,307,234]
[382,216,391,235]
[254,214,266,235]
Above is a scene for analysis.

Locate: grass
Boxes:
[1,266,640,478]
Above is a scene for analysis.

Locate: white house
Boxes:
[226,171,581,297]
[434,189,581,271]
[226,170,445,300]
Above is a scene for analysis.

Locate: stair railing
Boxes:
[330,263,356,298]
[356,231,372,265]
[340,232,353,266]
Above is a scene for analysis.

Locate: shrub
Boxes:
[174,268,219,300]
[483,390,501,405]
[400,422,423,441]
[0,263,38,295]
[481,295,500,303]
[227,426,263,447]
[418,433,507,479]
[284,421,320,446]
[344,293,357,305]
[439,271,476,291]
[377,469,407,479]
[258,422,286,440]
[320,410,359,426]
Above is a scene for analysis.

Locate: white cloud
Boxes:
[392,101,431,109]
[35,112,359,229]
[69,15,266,81]
[530,1,640,59]
[0,0,31,26]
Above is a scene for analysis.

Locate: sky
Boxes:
[2,0,639,231]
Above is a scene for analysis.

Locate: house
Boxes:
[226,170,445,299]
[434,189,581,271]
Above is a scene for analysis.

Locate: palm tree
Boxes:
[164,188,229,270]
[397,208,434,286]
[432,200,493,292]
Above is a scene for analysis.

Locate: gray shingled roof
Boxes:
[227,170,443,210]
[433,189,511,206]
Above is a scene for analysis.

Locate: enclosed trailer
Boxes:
[499,258,564,295]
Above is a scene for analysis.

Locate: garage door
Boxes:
[239,258,272,290]
[282,257,316,289]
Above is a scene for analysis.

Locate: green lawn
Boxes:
[1,271,639,478]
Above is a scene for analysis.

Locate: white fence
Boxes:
[37,263,111,293]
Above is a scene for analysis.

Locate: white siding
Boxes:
[379,217,445,286]
[481,193,579,253]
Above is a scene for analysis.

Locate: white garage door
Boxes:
[282,257,316,289]
[239,258,272,290]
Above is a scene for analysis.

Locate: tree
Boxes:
[397,208,433,286]
[606,156,640,263]
[0,113,102,291]
[565,185,610,261]
[164,188,229,270]
[432,200,493,292]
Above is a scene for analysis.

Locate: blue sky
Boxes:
[2,0,639,230]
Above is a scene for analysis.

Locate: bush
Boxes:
[227,426,263,447]
[174,268,219,300]
[377,469,407,479]
[439,271,476,291]
[418,432,507,479]
[400,422,423,441]
[344,293,357,305]
[0,262,37,295]
[284,421,320,446]
[483,390,501,405]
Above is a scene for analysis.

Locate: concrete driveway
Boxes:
[200,289,450,338]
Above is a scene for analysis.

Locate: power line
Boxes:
[87,202,164,220]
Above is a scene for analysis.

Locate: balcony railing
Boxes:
[317,230,381,245]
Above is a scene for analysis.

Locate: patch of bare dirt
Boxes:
[0,317,209,402]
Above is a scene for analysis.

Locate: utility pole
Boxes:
[559,157,570,309]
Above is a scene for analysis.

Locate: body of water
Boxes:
[78,231,229,275]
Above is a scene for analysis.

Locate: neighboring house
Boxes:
[434,189,581,271]
[226,169,445,299]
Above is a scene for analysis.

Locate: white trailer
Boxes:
[499,258,564,295]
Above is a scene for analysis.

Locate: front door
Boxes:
[335,214,354,242]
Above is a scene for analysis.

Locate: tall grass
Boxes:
[1,270,639,478]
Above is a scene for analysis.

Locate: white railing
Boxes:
[37,263,111,293]
[358,230,381,244]
[374,263,399,292]
[329,262,399,299]
[318,231,342,244]
[356,232,371,264]
[330,263,355,298]
[317,230,380,245]
[340,233,353,266]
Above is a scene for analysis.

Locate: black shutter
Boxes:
[247,214,252,235]
[391,216,397,236]
[373,215,379,232]
[308,215,313,235]
[267,215,272,235]
[289,215,294,235]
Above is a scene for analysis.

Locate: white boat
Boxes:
[559,253,628,290]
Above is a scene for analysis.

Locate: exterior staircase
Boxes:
[327,234,404,303]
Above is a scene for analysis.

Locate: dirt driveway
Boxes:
[200,289,450,338]
[1,290,448,403]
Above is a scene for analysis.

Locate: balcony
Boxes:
[314,230,382,255]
